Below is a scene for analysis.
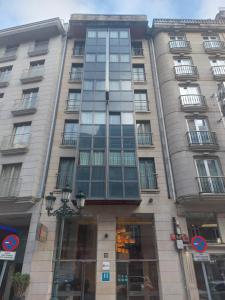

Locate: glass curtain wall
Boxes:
[75,28,140,201]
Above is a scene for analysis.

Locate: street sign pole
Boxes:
[0,261,7,288]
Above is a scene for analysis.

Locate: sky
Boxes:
[0,0,225,29]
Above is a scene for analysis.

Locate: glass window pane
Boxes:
[109,152,122,165]
[109,182,123,197]
[88,31,96,38]
[124,152,136,166]
[125,182,139,197]
[109,167,122,180]
[86,54,96,62]
[139,158,157,189]
[121,81,131,90]
[92,166,105,180]
[110,54,119,62]
[80,151,90,165]
[120,54,130,63]
[109,125,121,136]
[83,80,94,90]
[109,113,121,124]
[95,80,105,91]
[94,112,105,124]
[120,31,129,38]
[110,31,119,38]
[92,151,104,165]
[97,54,106,62]
[110,81,120,90]
[81,112,92,124]
[76,166,90,180]
[122,113,134,124]
[91,182,105,197]
[98,31,107,38]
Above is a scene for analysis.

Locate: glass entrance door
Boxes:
[194,254,225,300]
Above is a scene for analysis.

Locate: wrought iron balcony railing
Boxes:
[137,133,153,146]
[140,173,158,190]
[169,40,191,53]
[0,49,17,62]
[134,101,149,112]
[0,73,10,87]
[132,71,146,82]
[211,66,225,79]
[72,47,85,56]
[12,97,38,115]
[28,43,49,56]
[186,131,218,147]
[56,173,73,189]
[21,66,45,83]
[197,176,225,193]
[203,41,225,53]
[174,65,198,79]
[65,99,80,112]
[0,133,30,153]
[69,71,83,81]
[179,94,207,111]
[0,176,21,197]
[131,47,144,56]
[61,132,78,146]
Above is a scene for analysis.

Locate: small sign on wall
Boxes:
[101,272,110,282]
[102,261,110,271]
[0,251,16,261]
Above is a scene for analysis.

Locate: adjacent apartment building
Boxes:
[1,9,225,300]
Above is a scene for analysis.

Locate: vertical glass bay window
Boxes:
[116,217,159,300]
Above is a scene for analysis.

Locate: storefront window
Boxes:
[116,217,159,300]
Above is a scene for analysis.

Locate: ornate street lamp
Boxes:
[45,187,86,299]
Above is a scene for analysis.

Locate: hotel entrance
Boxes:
[194,254,225,300]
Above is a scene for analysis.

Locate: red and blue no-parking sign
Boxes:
[2,234,20,251]
[191,235,208,253]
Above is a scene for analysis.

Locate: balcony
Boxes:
[134,101,149,112]
[211,66,225,80]
[28,44,49,57]
[137,133,153,146]
[180,95,207,112]
[20,67,44,84]
[186,131,218,151]
[203,41,225,54]
[0,133,30,155]
[132,47,144,56]
[0,177,21,198]
[174,65,199,80]
[132,72,146,82]
[65,99,80,112]
[169,40,191,53]
[0,73,10,88]
[0,50,17,63]
[69,71,82,82]
[11,98,37,116]
[61,132,78,147]
[56,173,73,189]
[140,173,158,191]
[72,47,84,56]
[197,176,225,194]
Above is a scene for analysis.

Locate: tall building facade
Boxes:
[0,19,65,299]
[27,15,186,300]
[152,9,225,300]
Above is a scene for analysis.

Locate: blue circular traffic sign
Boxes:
[2,234,20,251]
[191,235,208,253]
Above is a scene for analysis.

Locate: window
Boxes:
[121,81,131,90]
[94,112,105,124]
[83,80,94,90]
[87,30,96,38]
[95,81,105,91]
[0,93,4,98]
[110,54,119,62]
[136,121,152,145]
[203,35,218,41]
[110,31,119,39]
[13,123,31,146]
[34,40,48,50]
[0,66,12,81]
[120,31,129,39]
[210,59,225,67]
[110,54,129,63]
[96,54,105,62]
[186,213,221,244]
[109,152,122,165]
[131,41,143,56]
[0,163,22,197]
[124,152,136,166]
[70,63,83,80]
[109,113,121,125]
[134,90,148,111]
[139,158,157,189]
[30,60,45,68]
[22,88,38,109]
[73,41,85,55]
[92,151,104,165]
[62,120,78,146]
[67,89,81,111]
[132,64,145,81]
[110,81,120,90]
[170,35,185,40]
[5,45,18,56]
[121,113,134,124]
[86,54,95,62]
[80,151,90,165]
[81,112,105,124]
[56,158,75,189]
[196,158,225,193]
[187,118,213,145]
[97,31,107,38]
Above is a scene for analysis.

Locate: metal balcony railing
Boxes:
[56,173,73,189]
[137,133,153,145]
[13,97,38,112]
[186,131,217,146]
[174,65,198,78]
[203,41,225,52]
[21,66,45,80]
[140,173,158,190]
[28,43,49,56]
[73,47,84,56]
[65,99,80,112]
[134,100,149,111]
[132,71,146,82]
[0,73,10,84]
[0,49,17,62]
[131,47,144,56]
[211,66,225,77]
[180,94,206,108]
[197,176,225,193]
[0,177,21,197]
[69,71,83,81]
[169,40,191,52]
[61,132,78,146]
[0,133,30,151]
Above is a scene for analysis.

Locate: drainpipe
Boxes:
[148,38,190,300]
[38,28,68,198]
